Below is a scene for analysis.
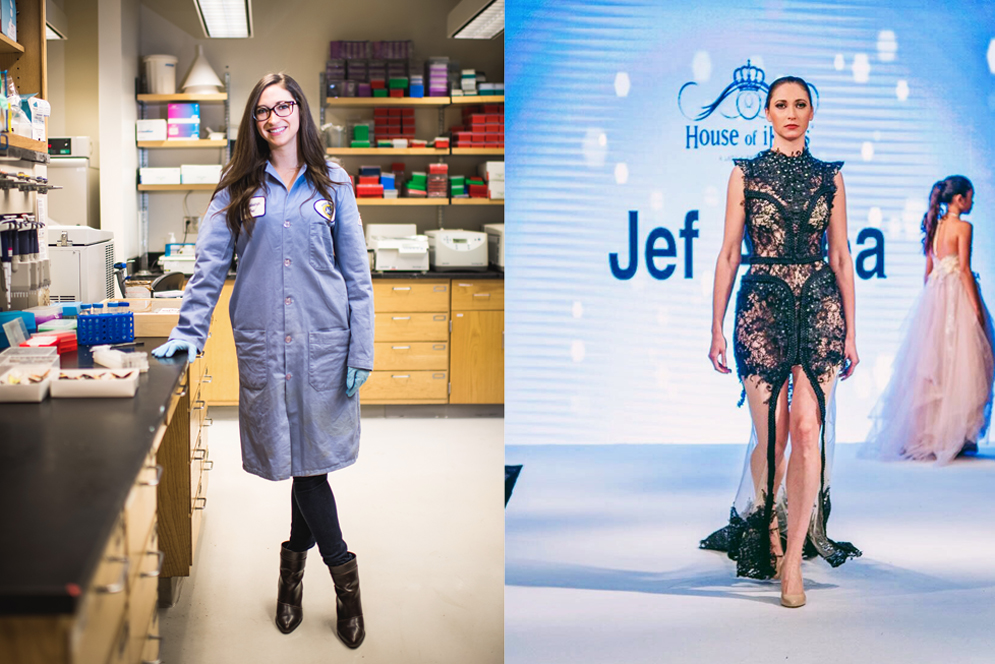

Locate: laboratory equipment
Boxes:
[1,212,51,311]
[47,224,115,303]
[484,223,504,270]
[424,230,488,272]
[364,224,429,272]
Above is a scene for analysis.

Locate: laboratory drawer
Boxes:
[127,522,161,664]
[373,342,449,371]
[374,313,449,342]
[451,280,504,311]
[190,432,208,501]
[372,280,449,312]
[72,515,127,664]
[139,609,161,664]
[191,469,209,558]
[190,390,208,452]
[360,370,449,401]
[125,450,160,590]
[106,611,131,664]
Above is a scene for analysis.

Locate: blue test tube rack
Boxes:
[76,309,136,346]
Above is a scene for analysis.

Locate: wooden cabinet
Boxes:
[202,280,238,405]
[157,355,212,595]
[450,280,504,404]
[0,436,164,664]
[202,277,504,405]
[361,279,450,404]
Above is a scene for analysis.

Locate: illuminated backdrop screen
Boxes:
[506,0,995,444]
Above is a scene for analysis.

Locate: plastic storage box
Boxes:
[0,363,56,402]
[52,369,140,398]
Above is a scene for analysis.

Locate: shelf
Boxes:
[138,184,217,191]
[0,134,50,163]
[138,140,228,149]
[451,198,504,206]
[450,148,504,156]
[0,32,24,55]
[450,95,504,105]
[325,97,451,107]
[137,93,228,102]
[357,198,448,206]
[326,148,449,156]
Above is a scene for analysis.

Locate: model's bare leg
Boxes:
[781,366,837,599]
[743,375,789,559]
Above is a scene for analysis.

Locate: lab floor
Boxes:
[505,443,995,664]
[159,407,504,664]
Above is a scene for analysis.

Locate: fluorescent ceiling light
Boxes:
[193,0,253,39]
[448,0,504,40]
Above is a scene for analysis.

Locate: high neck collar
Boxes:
[767,146,810,160]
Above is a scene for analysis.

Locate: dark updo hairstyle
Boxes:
[922,175,973,256]
[764,76,814,110]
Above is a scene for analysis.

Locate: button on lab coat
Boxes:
[169,162,374,481]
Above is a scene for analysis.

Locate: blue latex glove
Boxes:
[151,339,199,362]
[346,367,370,398]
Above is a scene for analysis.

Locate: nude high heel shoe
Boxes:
[780,591,807,608]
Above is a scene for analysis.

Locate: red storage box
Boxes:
[468,114,487,125]
[389,89,403,97]
[468,183,488,197]
[371,79,386,89]
[484,123,502,134]
[356,184,384,197]
[483,104,503,113]
[389,108,402,116]
[400,108,415,117]
[428,163,449,174]
[359,176,380,185]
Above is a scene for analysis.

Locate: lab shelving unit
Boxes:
[135,73,231,273]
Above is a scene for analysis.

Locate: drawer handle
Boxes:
[392,316,411,320]
[202,374,213,383]
[193,400,207,411]
[141,550,165,578]
[203,418,214,427]
[193,448,208,461]
[204,460,215,471]
[196,351,205,359]
[174,386,187,398]
[194,496,208,510]
[433,315,447,321]
[140,464,163,487]
[391,345,410,350]
[391,374,411,379]
[433,344,446,350]
[96,557,129,594]
[473,293,491,297]
[392,286,411,291]
[457,283,473,287]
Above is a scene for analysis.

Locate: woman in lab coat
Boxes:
[153,73,374,648]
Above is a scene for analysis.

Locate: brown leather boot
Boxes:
[276,542,307,634]
[329,554,365,648]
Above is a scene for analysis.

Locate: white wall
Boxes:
[140,0,505,253]
[98,0,140,262]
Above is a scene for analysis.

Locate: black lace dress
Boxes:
[700,148,861,579]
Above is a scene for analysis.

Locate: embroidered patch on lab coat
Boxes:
[249,196,266,217]
[314,199,335,223]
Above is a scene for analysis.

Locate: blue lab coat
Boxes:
[169,162,374,481]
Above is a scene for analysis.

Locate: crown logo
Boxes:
[733,60,765,89]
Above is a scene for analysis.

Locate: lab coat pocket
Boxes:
[310,222,335,273]
[308,328,350,391]
[233,329,268,390]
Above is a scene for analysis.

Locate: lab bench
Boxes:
[201,271,505,406]
[0,338,212,664]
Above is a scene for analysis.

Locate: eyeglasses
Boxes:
[253,101,297,122]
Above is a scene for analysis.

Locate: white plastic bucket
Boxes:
[143,55,178,94]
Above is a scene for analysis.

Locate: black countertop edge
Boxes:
[0,337,184,615]
[370,269,504,279]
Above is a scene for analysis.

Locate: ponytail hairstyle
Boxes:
[213,72,342,239]
[764,75,814,110]
[922,175,973,255]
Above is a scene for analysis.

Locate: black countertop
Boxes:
[371,269,504,280]
[0,337,184,615]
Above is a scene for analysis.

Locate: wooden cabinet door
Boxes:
[450,310,504,404]
[202,280,239,405]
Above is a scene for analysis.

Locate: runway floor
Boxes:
[505,443,995,664]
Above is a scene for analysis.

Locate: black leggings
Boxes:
[287,474,352,567]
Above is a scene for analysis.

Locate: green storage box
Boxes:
[353,125,370,141]
[350,140,371,148]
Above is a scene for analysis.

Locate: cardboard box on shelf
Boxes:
[180,164,223,184]
[140,167,182,185]
[137,119,168,141]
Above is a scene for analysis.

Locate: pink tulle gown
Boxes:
[867,253,995,463]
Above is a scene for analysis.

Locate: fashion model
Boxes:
[153,73,374,647]
[701,76,861,608]
[866,176,994,462]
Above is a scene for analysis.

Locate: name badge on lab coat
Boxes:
[249,196,266,217]
[314,199,335,223]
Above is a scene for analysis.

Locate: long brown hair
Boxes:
[214,73,338,238]
[922,175,973,256]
